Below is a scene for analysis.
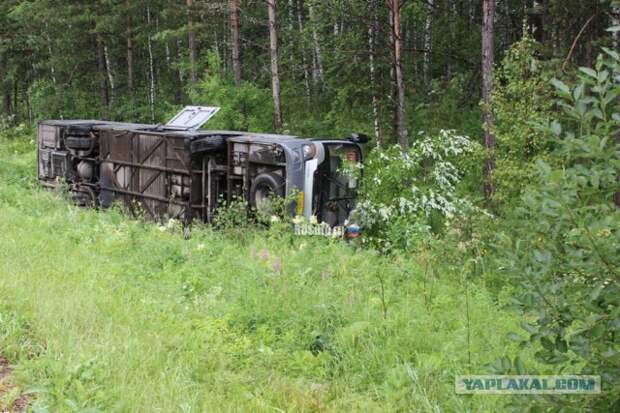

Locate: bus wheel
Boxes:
[249,173,284,210]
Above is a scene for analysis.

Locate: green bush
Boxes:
[491,34,557,206]
[495,48,620,412]
[356,129,483,252]
[189,51,274,132]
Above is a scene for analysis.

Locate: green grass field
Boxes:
[0,132,528,412]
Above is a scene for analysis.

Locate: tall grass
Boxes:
[0,128,529,412]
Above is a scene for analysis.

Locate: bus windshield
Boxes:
[313,142,361,226]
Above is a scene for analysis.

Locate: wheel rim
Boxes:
[254,185,275,210]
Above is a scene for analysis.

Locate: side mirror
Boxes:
[348,133,369,144]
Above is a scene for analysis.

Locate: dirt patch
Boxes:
[0,356,28,413]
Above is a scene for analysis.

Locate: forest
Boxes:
[0,0,619,412]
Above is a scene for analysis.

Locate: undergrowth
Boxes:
[0,128,532,412]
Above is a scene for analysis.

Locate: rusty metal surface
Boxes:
[99,130,206,223]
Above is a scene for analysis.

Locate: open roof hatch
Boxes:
[165,106,220,130]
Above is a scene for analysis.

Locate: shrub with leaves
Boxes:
[496,48,620,412]
[189,51,274,132]
[356,129,482,252]
[491,33,557,205]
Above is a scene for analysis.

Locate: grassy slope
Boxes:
[0,132,524,412]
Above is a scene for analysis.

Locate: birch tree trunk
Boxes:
[165,42,171,69]
[187,0,198,86]
[423,0,434,83]
[177,39,185,84]
[369,0,382,147]
[103,43,115,108]
[175,40,184,103]
[12,79,18,119]
[267,0,284,131]
[126,1,134,93]
[41,33,59,116]
[388,0,408,151]
[307,3,324,84]
[446,0,457,79]
[482,0,496,202]
[613,5,620,206]
[296,0,311,101]
[231,0,242,86]
[288,0,295,69]
[96,32,109,117]
[147,5,155,122]
[222,15,229,73]
[388,6,398,141]
[44,21,56,85]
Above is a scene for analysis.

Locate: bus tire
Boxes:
[249,172,284,209]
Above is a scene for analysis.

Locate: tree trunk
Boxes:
[288,0,295,69]
[267,0,283,131]
[216,19,226,72]
[2,86,10,117]
[103,43,115,108]
[0,51,10,116]
[3,93,10,117]
[147,5,155,122]
[446,0,457,80]
[369,0,382,147]
[96,32,109,117]
[165,41,171,69]
[307,3,324,84]
[44,21,56,85]
[388,0,408,151]
[13,78,18,119]
[127,2,134,93]
[296,0,311,102]
[482,0,496,202]
[175,40,184,103]
[614,1,620,207]
[177,39,185,85]
[231,0,242,86]
[423,0,433,83]
[527,1,544,43]
[388,6,398,142]
[187,0,198,86]
[25,86,32,123]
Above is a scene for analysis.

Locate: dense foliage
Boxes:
[1,0,617,142]
[0,0,619,412]
[356,129,482,252]
[492,48,620,412]
[491,33,557,205]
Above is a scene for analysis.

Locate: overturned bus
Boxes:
[37,106,366,227]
